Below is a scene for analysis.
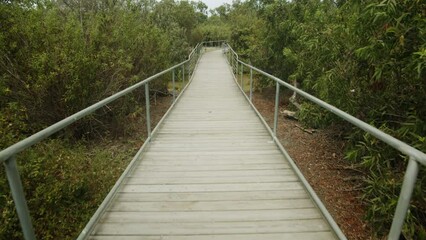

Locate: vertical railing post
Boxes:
[231,54,234,75]
[231,53,233,73]
[3,156,36,240]
[172,69,175,102]
[273,82,280,136]
[388,157,419,240]
[182,64,185,89]
[145,83,151,140]
[240,63,244,89]
[249,67,253,102]
[236,58,238,78]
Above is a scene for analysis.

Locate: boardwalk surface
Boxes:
[89,50,337,239]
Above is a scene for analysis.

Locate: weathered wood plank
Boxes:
[130,169,296,178]
[90,232,335,240]
[140,150,283,156]
[121,182,303,193]
[134,163,289,172]
[109,199,314,212]
[141,151,280,156]
[92,220,331,235]
[139,158,285,165]
[115,190,309,202]
[126,175,298,185]
[101,209,321,223]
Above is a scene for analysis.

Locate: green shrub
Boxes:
[0,139,134,239]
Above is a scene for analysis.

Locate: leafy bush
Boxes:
[0,139,133,239]
[0,0,206,238]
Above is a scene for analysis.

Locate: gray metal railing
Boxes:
[0,41,224,240]
[225,43,425,240]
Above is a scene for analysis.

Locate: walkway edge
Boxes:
[225,56,347,240]
[77,52,203,240]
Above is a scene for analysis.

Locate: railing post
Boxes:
[4,156,36,240]
[240,63,244,89]
[236,58,238,77]
[231,54,233,73]
[145,83,151,140]
[172,69,175,102]
[273,82,280,136]
[388,157,419,240]
[182,64,185,88]
[249,67,253,101]
[231,54,234,75]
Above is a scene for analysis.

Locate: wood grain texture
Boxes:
[88,50,337,239]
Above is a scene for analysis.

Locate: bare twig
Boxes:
[295,124,315,134]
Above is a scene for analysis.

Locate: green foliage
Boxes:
[297,103,334,129]
[0,0,206,238]
[0,139,132,239]
[192,16,231,43]
[0,0,205,138]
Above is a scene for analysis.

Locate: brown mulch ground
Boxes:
[251,88,374,240]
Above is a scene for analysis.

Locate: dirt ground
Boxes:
[251,89,373,240]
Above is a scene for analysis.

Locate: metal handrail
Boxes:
[225,43,425,240]
[0,47,203,163]
[0,41,217,240]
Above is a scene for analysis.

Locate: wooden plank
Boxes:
[92,220,331,235]
[163,120,261,125]
[115,190,309,202]
[148,143,276,147]
[126,175,298,185]
[109,199,314,212]
[139,155,285,162]
[141,150,283,156]
[90,232,335,240]
[121,182,303,193]
[146,146,279,152]
[151,138,275,143]
[101,209,321,223]
[130,169,296,178]
[139,158,285,165]
[134,163,289,172]
[150,139,274,144]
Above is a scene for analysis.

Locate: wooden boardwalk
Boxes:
[88,50,337,239]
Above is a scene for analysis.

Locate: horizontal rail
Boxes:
[0,44,208,163]
[224,45,346,240]
[225,43,425,240]
[227,44,426,166]
[0,64,175,163]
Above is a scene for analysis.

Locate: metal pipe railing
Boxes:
[0,40,222,239]
[225,43,425,240]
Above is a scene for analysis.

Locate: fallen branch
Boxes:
[294,124,316,134]
[282,110,298,120]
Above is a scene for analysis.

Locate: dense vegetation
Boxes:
[0,0,206,238]
[202,0,425,238]
[1,0,425,239]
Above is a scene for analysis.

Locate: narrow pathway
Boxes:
[88,50,337,239]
